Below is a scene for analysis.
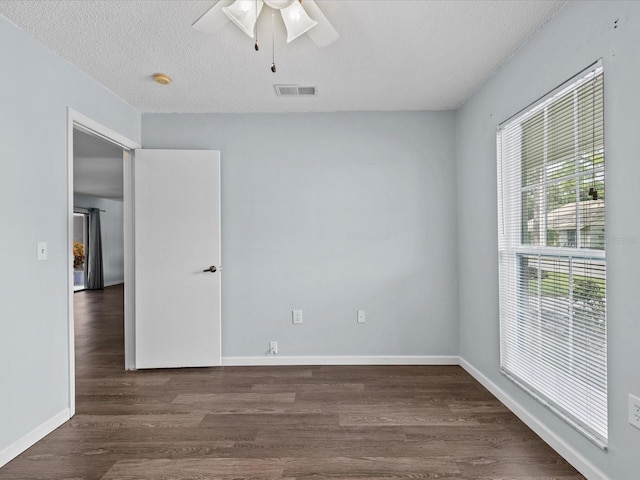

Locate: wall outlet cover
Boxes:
[269,341,278,355]
[357,310,366,323]
[292,310,303,324]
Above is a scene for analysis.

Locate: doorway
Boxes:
[67,111,222,416]
[73,129,125,291]
[67,109,140,416]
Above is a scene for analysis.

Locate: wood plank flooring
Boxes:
[0,285,584,479]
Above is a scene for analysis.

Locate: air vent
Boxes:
[274,84,317,97]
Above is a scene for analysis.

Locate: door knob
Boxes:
[203,265,217,273]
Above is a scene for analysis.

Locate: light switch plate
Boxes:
[630,394,640,430]
[37,242,48,260]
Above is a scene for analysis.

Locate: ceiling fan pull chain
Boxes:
[271,9,276,72]
[254,0,259,50]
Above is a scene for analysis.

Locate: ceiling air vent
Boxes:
[274,84,317,97]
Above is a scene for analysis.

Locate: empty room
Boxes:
[1,1,639,479]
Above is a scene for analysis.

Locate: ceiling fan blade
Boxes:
[192,0,234,34]
[302,0,339,47]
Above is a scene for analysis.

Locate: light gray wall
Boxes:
[142,112,458,357]
[456,1,640,477]
[0,14,139,456]
[74,194,125,286]
[7,0,637,476]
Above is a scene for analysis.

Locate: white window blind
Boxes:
[497,61,607,447]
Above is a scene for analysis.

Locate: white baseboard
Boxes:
[221,355,459,366]
[104,280,124,287]
[0,408,70,469]
[459,357,608,480]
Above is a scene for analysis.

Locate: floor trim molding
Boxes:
[0,408,70,468]
[222,355,459,366]
[459,357,608,480]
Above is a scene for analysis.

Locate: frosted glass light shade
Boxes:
[281,1,318,43]
[222,0,264,38]
[264,0,294,9]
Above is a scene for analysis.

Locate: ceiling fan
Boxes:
[192,0,339,71]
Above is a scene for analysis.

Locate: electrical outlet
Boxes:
[630,394,640,430]
[269,341,278,355]
[292,310,303,324]
[357,310,366,323]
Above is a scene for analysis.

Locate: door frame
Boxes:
[67,108,140,416]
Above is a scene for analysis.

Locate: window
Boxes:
[497,62,606,447]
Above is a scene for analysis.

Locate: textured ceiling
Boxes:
[0,0,566,113]
[74,129,124,200]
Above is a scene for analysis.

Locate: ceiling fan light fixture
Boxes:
[222,0,264,38]
[264,0,295,9]
[281,1,318,43]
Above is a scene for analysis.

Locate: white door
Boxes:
[134,149,221,368]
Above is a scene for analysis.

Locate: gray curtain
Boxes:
[87,208,104,289]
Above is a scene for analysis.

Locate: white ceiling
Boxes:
[0,0,566,113]
[74,129,124,200]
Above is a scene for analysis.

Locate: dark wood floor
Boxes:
[0,284,584,479]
